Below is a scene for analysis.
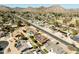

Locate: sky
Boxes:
[2,4,79,9]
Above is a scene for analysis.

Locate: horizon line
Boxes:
[1,4,79,9]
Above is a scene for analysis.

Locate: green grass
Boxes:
[32,45,38,49]
[30,36,42,47]
[43,49,48,53]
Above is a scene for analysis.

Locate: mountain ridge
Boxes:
[0,5,79,13]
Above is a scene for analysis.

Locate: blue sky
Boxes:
[2,4,79,9]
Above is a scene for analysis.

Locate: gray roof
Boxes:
[0,31,5,38]
[72,35,79,42]
[0,41,9,54]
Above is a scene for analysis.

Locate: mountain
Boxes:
[13,5,66,13]
[46,5,65,13]
[0,5,79,14]
[0,5,11,12]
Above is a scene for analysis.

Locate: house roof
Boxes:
[72,34,79,42]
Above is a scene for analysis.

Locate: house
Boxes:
[15,39,33,51]
[72,34,79,42]
[35,33,48,44]
[0,41,9,54]
[0,31,5,38]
